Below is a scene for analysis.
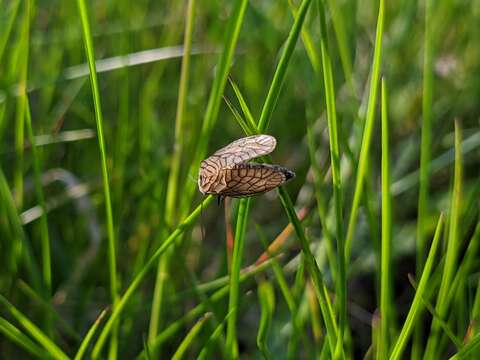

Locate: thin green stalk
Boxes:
[0,317,49,359]
[288,0,321,73]
[256,281,275,360]
[74,310,107,360]
[278,187,338,353]
[91,196,214,359]
[0,295,70,360]
[228,0,338,354]
[317,0,345,357]
[0,167,40,289]
[171,313,212,360]
[413,0,435,353]
[228,74,336,354]
[389,213,444,360]
[450,332,480,360]
[228,78,257,131]
[139,259,276,359]
[468,222,480,319]
[225,0,327,356]
[76,0,118,356]
[324,0,356,98]
[183,268,228,358]
[180,0,248,214]
[14,0,30,208]
[149,0,197,347]
[17,280,79,341]
[226,198,251,357]
[379,78,392,356]
[223,95,256,136]
[424,120,463,359]
[172,257,277,300]
[412,0,434,359]
[345,0,385,259]
[165,0,196,226]
[256,226,309,357]
[25,100,52,330]
[257,0,312,132]
[0,0,21,63]
[305,114,337,281]
[407,275,462,349]
[198,310,235,360]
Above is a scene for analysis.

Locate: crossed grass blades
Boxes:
[198,135,295,200]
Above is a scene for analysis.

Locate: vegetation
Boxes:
[1,0,479,358]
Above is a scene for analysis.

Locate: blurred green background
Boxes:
[1,0,480,358]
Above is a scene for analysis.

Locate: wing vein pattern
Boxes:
[198,135,295,197]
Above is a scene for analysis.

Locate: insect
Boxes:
[198,135,295,200]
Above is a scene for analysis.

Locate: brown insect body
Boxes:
[198,135,295,198]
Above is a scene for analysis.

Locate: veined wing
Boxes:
[207,134,277,168]
[218,162,295,197]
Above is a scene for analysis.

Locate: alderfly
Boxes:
[198,135,295,201]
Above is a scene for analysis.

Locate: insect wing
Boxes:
[219,163,294,197]
[209,134,277,167]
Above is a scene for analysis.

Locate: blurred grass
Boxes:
[1,0,480,359]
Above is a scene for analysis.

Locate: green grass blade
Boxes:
[181,0,248,213]
[413,8,437,360]
[226,0,315,355]
[424,120,463,359]
[223,0,341,355]
[407,275,462,349]
[14,0,31,208]
[256,281,275,360]
[416,0,436,270]
[228,77,257,130]
[0,167,39,289]
[317,0,345,356]
[197,309,235,360]
[148,0,197,348]
[305,113,338,281]
[412,2,437,353]
[449,332,480,360]
[172,258,277,300]
[256,225,308,355]
[257,0,312,132]
[164,0,196,225]
[0,294,69,360]
[345,0,385,259]
[468,222,480,320]
[278,187,338,352]
[288,0,321,74]
[91,196,214,358]
[138,259,275,358]
[25,99,52,329]
[223,95,256,136]
[17,280,79,341]
[0,0,20,63]
[0,317,50,359]
[324,0,356,97]
[379,78,393,356]
[75,0,118,356]
[73,310,107,360]
[389,213,445,360]
[171,313,212,360]
[226,197,251,357]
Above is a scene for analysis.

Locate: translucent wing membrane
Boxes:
[210,134,276,167]
[198,135,294,197]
